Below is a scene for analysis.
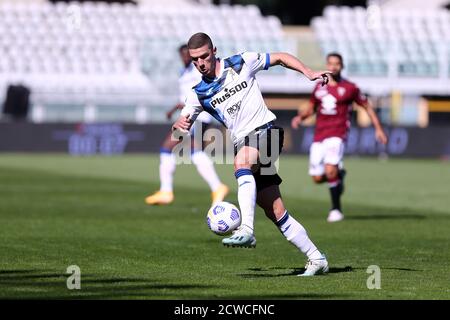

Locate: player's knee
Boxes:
[234,164,251,171]
[161,140,171,150]
[234,151,256,170]
[273,207,286,220]
[271,201,286,220]
[325,167,338,180]
[326,171,338,181]
[162,137,178,151]
[312,176,323,184]
[259,200,285,222]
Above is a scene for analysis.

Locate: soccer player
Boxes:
[173,33,331,276]
[145,44,229,206]
[291,53,388,222]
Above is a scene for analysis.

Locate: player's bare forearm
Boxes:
[292,102,315,129]
[365,105,382,130]
[269,52,331,83]
[270,52,314,78]
[362,103,388,144]
[297,110,313,123]
[299,102,315,120]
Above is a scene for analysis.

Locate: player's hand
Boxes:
[172,115,192,133]
[375,129,388,145]
[291,115,302,129]
[309,71,332,86]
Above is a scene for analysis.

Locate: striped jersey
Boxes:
[181,52,276,144]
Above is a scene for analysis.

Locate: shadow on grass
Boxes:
[0,269,47,275]
[222,292,351,299]
[340,201,450,221]
[383,267,423,271]
[345,214,426,220]
[241,265,422,278]
[286,195,449,221]
[239,266,354,278]
[0,269,217,299]
[359,267,422,272]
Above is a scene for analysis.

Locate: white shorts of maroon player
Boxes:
[309,137,345,176]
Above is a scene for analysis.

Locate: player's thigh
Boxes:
[323,137,344,166]
[256,185,286,223]
[234,145,259,171]
[258,126,284,164]
[324,163,339,179]
[309,142,325,177]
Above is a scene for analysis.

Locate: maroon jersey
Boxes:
[310,78,368,142]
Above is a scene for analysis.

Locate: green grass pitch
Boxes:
[0,154,449,299]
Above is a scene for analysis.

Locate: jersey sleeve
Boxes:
[180,89,204,122]
[241,51,270,75]
[353,86,368,106]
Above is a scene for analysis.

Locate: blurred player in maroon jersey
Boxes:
[291,53,388,222]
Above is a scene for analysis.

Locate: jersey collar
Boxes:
[204,58,223,81]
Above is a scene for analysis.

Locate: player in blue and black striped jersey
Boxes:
[173,33,331,276]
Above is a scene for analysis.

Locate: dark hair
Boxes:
[187,32,213,49]
[326,52,344,64]
[178,44,188,52]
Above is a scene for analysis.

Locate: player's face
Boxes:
[179,48,191,67]
[189,44,216,77]
[326,56,343,78]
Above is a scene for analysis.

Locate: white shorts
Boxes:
[309,137,345,176]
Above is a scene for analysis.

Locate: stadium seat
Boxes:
[312,5,449,78]
[0,1,291,122]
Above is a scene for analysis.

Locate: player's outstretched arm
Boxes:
[269,52,331,85]
[360,101,388,144]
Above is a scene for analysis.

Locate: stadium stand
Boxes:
[312,5,450,79]
[309,3,450,128]
[0,0,288,123]
[0,1,448,123]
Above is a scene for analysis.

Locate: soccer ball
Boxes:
[206,201,241,236]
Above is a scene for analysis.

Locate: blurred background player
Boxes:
[291,53,388,222]
[173,32,332,276]
[145,44,229,206]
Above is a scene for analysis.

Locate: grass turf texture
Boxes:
[0,154,449,299]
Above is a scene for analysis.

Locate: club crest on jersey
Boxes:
[210,81,248,108]
[224,68,239,83]
[226,100,242,119]
[338,87,346,96]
